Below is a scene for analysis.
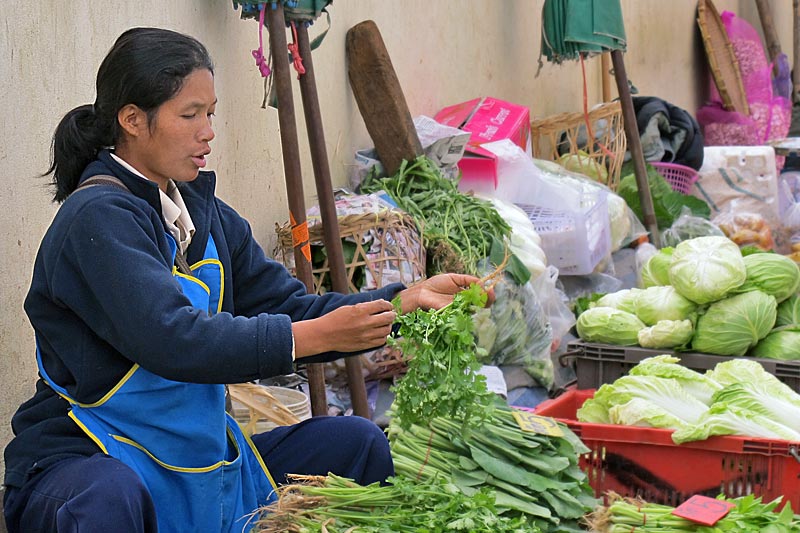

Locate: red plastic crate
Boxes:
[535,389,800,508]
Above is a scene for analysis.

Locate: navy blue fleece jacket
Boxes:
[4,150,403,488]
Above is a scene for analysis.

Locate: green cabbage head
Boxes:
[691,291,777,356]
[749,328,800,360]
[593,288,640,314]
[634,286,696,325]
[734,253,800,303]
[637,319,694,350]
[576,307,645,346]
[777,294,800,327]
[641,247,673,288]
[669,236,746,304]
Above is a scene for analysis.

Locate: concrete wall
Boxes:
[0,0,791,478]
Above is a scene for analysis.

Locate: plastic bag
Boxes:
[533,265,577,350]
[473,271,555,389]
[661,205,726,247]
[699,11,791,146]
[714,211,775,251]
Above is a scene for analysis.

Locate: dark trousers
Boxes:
[3,416,393,532]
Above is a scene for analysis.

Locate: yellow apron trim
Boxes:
[174,271,211,295]
[110,432,237,473]
[49,365,140,408]
[243,429,279,493]
[190,258,225,314]
[68,411,110,454]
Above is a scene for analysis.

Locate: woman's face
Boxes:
[119,68,217,190]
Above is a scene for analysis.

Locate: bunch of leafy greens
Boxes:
[360,156,513,277]
[590,493,800,533]
[256,473,537,533]
[390,283,495,430]
[617,161,710,230]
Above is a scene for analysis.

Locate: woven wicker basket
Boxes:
[274,210,426,295]
[530,101,627,191]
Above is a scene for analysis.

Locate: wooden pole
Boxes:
[610,50,660,246]
[601,52,612,102]
[295,24,370,419]
[794,0,800,103]
[755,0,782,77]
[266,4,328,417]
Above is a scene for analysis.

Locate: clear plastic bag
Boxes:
[714,211,775,251]
[473,269,556,389]
[661,206,726,247]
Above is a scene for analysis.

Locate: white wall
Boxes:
[0,0,788,477]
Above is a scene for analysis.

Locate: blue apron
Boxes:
[37,234,278,532]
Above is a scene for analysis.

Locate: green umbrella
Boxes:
[541,0,626,63]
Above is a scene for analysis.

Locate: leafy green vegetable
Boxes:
[617,162,710,230]
[390,284,495,430]
[628,355,720,404]
[777,294,800,326]
[706,358,795,394]
[361,156,511,275]
[711,382,800,432]
[608,397,689,430]
[576,307,645,345]
[256,473,538,533]
[734,253,800,303]
[669,236,746,305]
[637,319,695,351]
[595,493,800,532]
[691,291,777,356]
[573,292,605,318]
[593,374,708,424]
[640,247,673,287]
[633,286,697,326]
[592,289,640,315]
[672,402,800,444]
[750,328,800,360]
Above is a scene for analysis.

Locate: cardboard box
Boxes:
[434,97,531,194]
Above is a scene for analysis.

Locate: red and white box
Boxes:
[434,97,531,194]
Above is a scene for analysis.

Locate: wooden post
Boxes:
[755,0,782,77]
[346,20,423,176]
[611,50,660,246]
[266,4,328,417]
[295,24,370,419]
[601,52,612,102]
[794,0,800,103]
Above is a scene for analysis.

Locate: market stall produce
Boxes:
[257,281,597,531]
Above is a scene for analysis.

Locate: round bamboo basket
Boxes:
[530,101,627,191]
[274,210,425,295]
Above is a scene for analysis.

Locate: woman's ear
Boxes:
[117,104,147,138]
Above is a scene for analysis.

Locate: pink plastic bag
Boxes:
[700,11,791,146]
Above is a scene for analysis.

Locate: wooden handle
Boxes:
[346,20,423,176]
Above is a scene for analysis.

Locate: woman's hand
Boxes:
[396,273,495,314]
[292,299,396,358]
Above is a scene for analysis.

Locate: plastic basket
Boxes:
[516,191,611,276]
[650,161,699,194]
[535,389,800,508]
[563,340,800,392]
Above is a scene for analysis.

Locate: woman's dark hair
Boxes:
[45,27,214,202]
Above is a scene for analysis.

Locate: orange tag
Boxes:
[672,495,734,526]
[289,212,311,262]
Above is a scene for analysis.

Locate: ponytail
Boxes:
[45,104,112,203]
